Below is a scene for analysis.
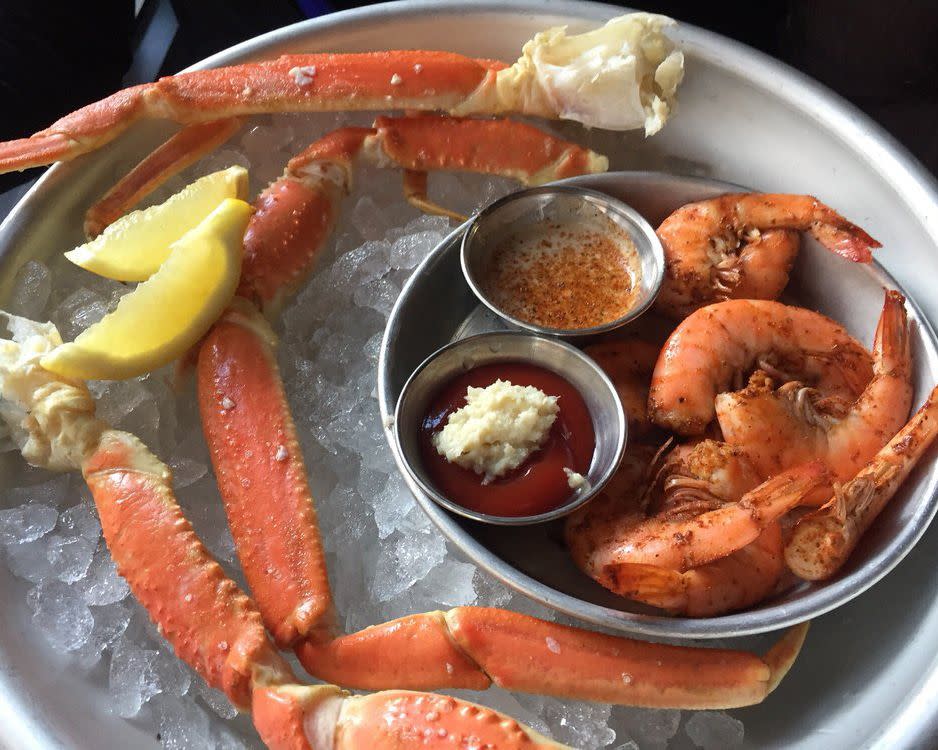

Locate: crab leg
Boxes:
[83,118,242,238]
[0,322,570,750]
[0,53,498,174]
[235,115,606,311]
[0,14,683,175]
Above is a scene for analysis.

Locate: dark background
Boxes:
[1,0,936,196]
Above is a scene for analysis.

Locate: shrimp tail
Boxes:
[604,563,690,613]
[739,460,832,525]
[808,209,881,263]
[785,384,938,580]
[873,290,911,376]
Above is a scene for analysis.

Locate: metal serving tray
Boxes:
[2,2,938,749]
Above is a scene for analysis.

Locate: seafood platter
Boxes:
[1,3,938,749]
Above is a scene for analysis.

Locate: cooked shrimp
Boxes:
[567,439,825,570]
[786,384,938,580]
[654,193,880,319]
[565,441,829,615]
[584,338,659,435]
[590,459,828,571]
[648,299,874,435]
[566,440,761,568]
[716,290,912,484]
[608,524,785,616]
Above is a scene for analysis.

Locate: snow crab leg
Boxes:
[0,13,684,175]
[83,118,243,237]
[0,320,567,750]
[194,116,809,714]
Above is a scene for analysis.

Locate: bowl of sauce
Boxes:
[461,186,664,337]
[393,331,627,524]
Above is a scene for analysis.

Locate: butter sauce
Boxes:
[480,212,641,330]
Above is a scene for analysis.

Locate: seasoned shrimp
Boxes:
[565,441,830,615]
[566,440,763,571]
[655,193,880,319]
[786,384,938,580]
[607,524,785,616]
[584,338,659,435]
[716,291,912,483]
[648,299,874,435]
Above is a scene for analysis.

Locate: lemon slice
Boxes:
[65,166,248,282]
[42,198,251,381]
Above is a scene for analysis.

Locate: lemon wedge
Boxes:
[42,198,251,381]
[65,166,248,282]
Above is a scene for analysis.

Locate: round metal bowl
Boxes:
[460,185,664,338]
[392,331,627,525]
[3,3,938,749]
[379,170,938,640]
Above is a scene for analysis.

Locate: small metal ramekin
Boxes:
[460,185,664,339]
[392,331,627,525]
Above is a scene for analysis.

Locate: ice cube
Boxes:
[0,503,57,545]
[8,260,52,319]
[194,676,239,720]
[109,641,161,718]
[2,475,72,508]
[371,527,446,602]
[5,537,56,582]
[543,699,615,749]
[351,195,394,241]
[617,708,682,750]
[53,288,108,341]
[76,541,130,605]
[170,456,208,489]
[389,228,445,270]
[472,570,515,609]
[74,602,132,669]
[353,273,401,316]
[26,580,94,652]
[47,503,101,582]
[685,711,744,749]
[156,695,214,750]
[369,471,414,539]
[152,644,192,698]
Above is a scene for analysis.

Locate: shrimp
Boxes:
[654,193,880,319]
[584,338,660,435]
[607,524,785,616]
[648,299,874,435]
[786,384,938,580]
[565,441,830,615]
[716,290,912,484]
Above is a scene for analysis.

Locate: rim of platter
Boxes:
[1,3,938,750]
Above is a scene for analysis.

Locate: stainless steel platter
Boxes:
[378,170,938,639]
[2,2,938,749]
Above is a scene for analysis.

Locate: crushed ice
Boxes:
[0,111,746,749]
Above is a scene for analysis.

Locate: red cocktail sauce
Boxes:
[419,362,595,517]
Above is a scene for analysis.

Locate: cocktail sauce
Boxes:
[419,362,594,517]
